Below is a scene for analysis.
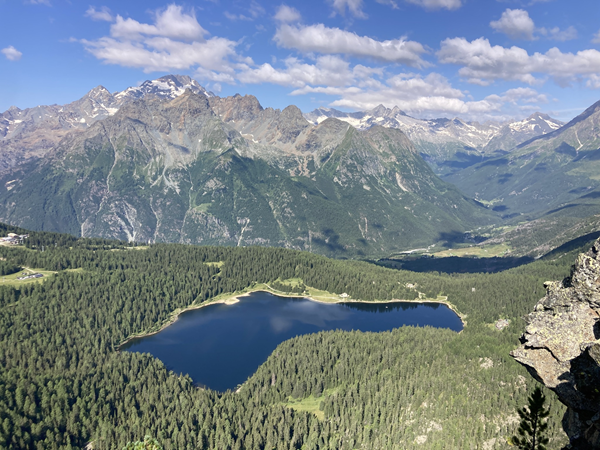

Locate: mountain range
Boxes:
[0,77,493,257]
[1,74,599,258]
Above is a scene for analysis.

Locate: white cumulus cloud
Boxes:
[326,72,469,114]
[81,5,241,77]
[593,30,600,44]
[238,55,357,88]
[497,87,548,104]
[274,5,301,23]
[110,5,207,41]
[1,46,23,61]
[84,36,239,73]
[490,9,535,40]
[85,6,113,22]
[274,23,428,67]
[438,37,600,87]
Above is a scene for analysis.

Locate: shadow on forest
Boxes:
[375,230,600,275]
[375,255,534,274]
[437,231,487,248]
[540,231,600,259]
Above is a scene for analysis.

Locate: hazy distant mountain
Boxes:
[0,89,493,257]
[482,112,562,154]
[446,100,600,219]
[0,75,211,170]
[305,106,563,176]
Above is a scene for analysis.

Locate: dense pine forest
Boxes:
[0,222,579,449]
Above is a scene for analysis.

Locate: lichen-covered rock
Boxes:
[512,239,600,449]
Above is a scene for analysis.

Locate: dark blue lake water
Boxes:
[121,291,463,392]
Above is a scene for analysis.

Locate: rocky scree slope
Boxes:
[512,238,600,449]
[0,90,493,257]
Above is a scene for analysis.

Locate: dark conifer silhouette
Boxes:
[511,386,550,450]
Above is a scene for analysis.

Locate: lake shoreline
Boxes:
[118,286,465,349]
[240,288,466,329]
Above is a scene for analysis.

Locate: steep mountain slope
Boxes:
[0,91,493,257]
[0,75,211,170]
[305,106,562,176]
[446,100,600,219]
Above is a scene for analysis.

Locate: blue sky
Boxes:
[1,0,599,122]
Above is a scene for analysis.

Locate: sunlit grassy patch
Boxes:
[432,243,511,258]
[0,268,56,286]
[204,261,224,268]
[284,394,326,420]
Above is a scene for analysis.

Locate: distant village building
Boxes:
[0,234,28,245]
[339,293,349,298]
[17,273,43,280]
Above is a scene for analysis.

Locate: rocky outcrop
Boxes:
[512,239,600,449]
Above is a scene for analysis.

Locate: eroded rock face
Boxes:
[512,239,600,449]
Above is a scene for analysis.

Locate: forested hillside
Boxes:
[0,224,578,449]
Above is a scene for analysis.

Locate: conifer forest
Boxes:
[0,223,576,449]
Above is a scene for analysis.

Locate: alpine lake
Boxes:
[121,291,463,392]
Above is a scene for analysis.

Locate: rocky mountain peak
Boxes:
[79,86,117,115]
[114,74,212,101]
[528,112,547,120]
[505,112,562,135]
[370,104,390,117]
[512,239,600,449]
[273,105,311,144]
[390,106,407,116]
[209,94,263,123]
[86,85,112,98]
[280,104,305,121]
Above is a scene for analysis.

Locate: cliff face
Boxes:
[512,239,600,449]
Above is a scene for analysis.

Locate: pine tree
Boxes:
[511,387,550,450]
